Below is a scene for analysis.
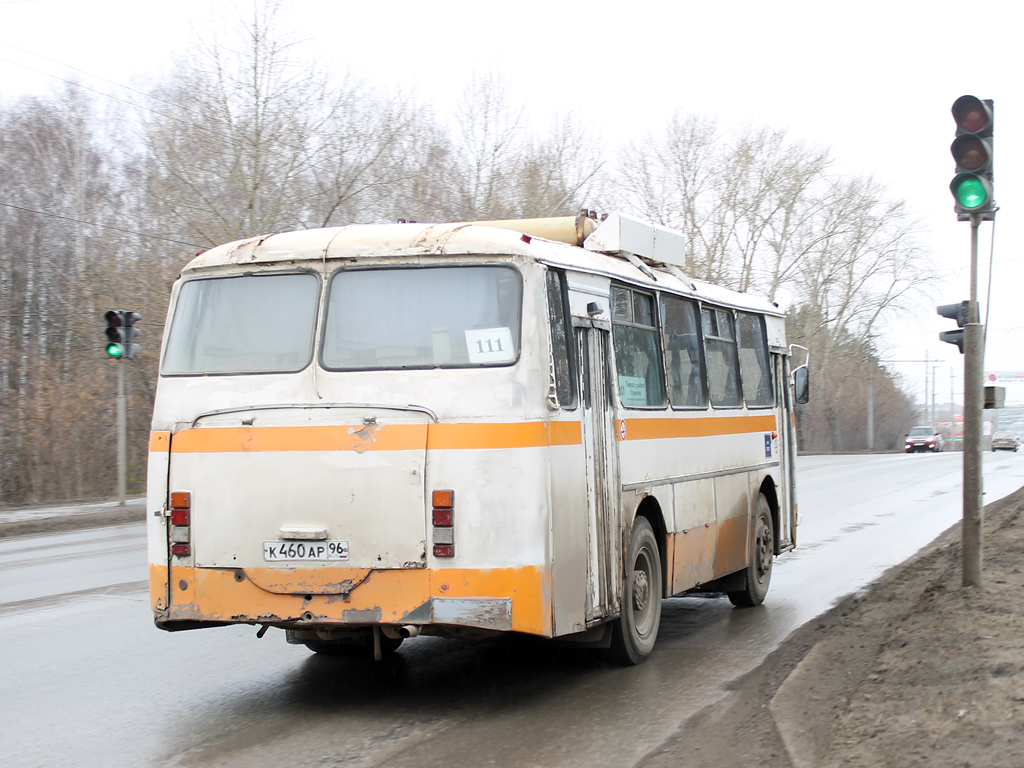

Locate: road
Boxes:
[2,452,1023,768]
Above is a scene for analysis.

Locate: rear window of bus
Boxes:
[162,273,320,375]
[321,265,522,370]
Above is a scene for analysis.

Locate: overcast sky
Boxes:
[1,0,1021,407]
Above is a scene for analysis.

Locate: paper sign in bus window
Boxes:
[431,327,452,365]
[465,327,515,364]
[619,375,649,407]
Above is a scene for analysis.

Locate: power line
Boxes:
[0,38,185,112]
[0,49,240,151]
[0,201,203,248]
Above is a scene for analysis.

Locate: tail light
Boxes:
[432,489,454,558]
[169,491,191,558]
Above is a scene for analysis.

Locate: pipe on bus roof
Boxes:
[463,212,600,247]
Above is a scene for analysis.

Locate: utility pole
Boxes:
[923,351,930,423]
[876,358,932,451]
[951,368,955,424]
[866,365,874,451]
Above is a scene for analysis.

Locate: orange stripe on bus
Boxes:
[155,415,775,453]
[426,421,581,450]
[164,421,582,454]
[622,414,777,441]
[149,431,171,452]
[169,424,428,453]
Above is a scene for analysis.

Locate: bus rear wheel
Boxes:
[728,493,774,608]
[610,516,663,665]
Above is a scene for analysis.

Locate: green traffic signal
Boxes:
[105,309,125,358]
[950,95,994,219]
[950,173,991,210]
[103,309,141,358]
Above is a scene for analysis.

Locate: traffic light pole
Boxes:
[947,94,993,587]
[117,357,127,506]
[104,309,141,505]
[962,215,984,587]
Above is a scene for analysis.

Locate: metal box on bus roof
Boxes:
[583,212,688,270]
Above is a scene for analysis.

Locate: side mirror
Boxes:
[793,366,809,404]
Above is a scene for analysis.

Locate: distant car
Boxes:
[905,426,944,453]
[991,432,1019,452]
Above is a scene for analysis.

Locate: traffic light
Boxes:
[937,300,969,353]
[104,310,142,358]
[122,311,141,358]
[105,310,125,358]
[950,95,994,220]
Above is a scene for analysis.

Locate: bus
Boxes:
[146,211,808,664]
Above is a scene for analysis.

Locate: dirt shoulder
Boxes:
[641,485,1024,768]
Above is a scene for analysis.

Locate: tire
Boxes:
[609,516,663,665]
[728,494,774,608]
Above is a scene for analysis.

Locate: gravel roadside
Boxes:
[641,484,1024,768]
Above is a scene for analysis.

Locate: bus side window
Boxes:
[702,307,743,408]
[611,286,667,409]
[661,295,708,409]
[545,270,577,409]
[736,311,775,407]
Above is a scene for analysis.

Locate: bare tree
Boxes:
[615,113,935,452]
[443,71,604,221]
[142,0,426,245]
[618,114,724,279]
[618,114,834,291]
[448,71,526,219]
[0,84,135,503]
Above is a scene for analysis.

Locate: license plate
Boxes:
[263,540,349,561]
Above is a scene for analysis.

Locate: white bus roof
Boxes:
[182,214,783,318]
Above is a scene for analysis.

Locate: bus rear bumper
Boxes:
[153,563,547,636]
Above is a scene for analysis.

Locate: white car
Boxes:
[991,432,1019,452]
[905,426,944,453]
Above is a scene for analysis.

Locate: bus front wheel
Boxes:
[728,493,774,608]
[610,516,663,665]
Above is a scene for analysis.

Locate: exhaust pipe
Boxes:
[381,624,420,639]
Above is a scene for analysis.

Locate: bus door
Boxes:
[773,352,798,551]
[575,323,620,622]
